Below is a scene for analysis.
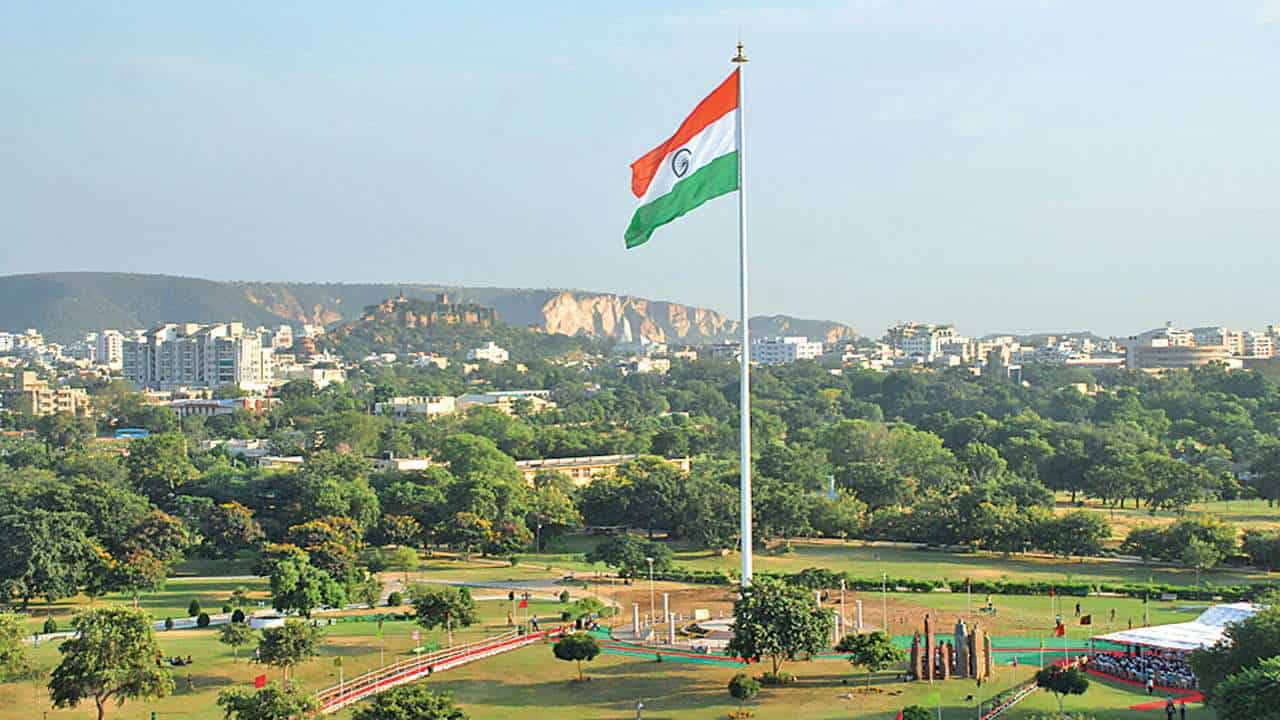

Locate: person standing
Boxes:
[1164,696,1175,720]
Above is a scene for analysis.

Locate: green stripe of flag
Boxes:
[625,151,739,249]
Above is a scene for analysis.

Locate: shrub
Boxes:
[386,591,403,607]
[560,611,572,621]
[197,612,211,628]
[728,672,760,706]
[760,671,796,685]
[559,590,571,603]
[221,604,232,613]
[188,599,202,617]
[164,617,174,630]
[42,617,56,635]
[509,556,520,567]
[231,609,246,623]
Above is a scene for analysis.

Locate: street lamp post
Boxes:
[645,557,655,624]
[882,571,888,633]
[536,522,543,553]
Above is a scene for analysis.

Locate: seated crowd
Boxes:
[1087,651,1196,689]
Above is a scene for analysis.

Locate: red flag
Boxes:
[1048,586,1055,597]
[894,712,903,720]
[1054,622,1065,637]
[518,598,528,609]
[253,674,267,689]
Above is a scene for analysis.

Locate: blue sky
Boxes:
[2,1,1279,336]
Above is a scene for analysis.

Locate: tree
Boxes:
[412,585,477,647]
[49,607,174,720]
[585,534,673,579]
[1181,536,1223,585]
[350,684,469,720]
[205,502,265,560]
[36,412,95,450]
[837,630,905,688]
[124,433,199,506]
[256,620,323,684]
[1034,665,1089,715]
[387,546,419,583]
[219,621,257,663]
[526,471,582,550]
[0,509,97,607]
[618,456,685,538]
[552,631,600,682]
[216,681,320,720]
[899,707,931,720]
[270,555,344,619]
[1209,655,1280,720]
[0,613,31,681]
[727,672,760,710]
[726,576,832,678]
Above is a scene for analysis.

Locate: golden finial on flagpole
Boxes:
[732,40,748,64]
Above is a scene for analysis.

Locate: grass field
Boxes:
[0,549,1231,720]
[1063,496,1280,541]
[523,534,1275,589]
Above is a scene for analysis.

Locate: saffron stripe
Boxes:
[629,69,739,198]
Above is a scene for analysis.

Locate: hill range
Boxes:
[0,272,859,346]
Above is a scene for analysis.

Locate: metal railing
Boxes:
[315,628,557,715]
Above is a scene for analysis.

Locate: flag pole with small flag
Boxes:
[626,42,754,586]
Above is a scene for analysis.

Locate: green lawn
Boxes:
[524,532,1277,588]
[345,645,1212,720]
[0,587,1213,720]
[11,577,272,635]
[1065,496,1280,541]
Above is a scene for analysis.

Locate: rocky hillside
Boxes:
[0,273,858,345]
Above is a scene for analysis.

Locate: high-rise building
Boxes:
[122,322,274,391]
[95,329,125,370]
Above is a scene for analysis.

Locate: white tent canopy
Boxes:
[1095,602,1258,653]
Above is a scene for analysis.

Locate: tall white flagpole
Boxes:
[732,41,752,587]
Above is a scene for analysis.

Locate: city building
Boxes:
[466,341,509,364]
[1243,331,1275,358]
[514,454,691,486]
[1125,324,1239,371]
[456,389,554,416]
[95,330,125,370]
[749,336,824,365]
[373,395,457,418]
[167,396,277,418]
[700,343,741,362]
[3,370,91,416]
[122,322,274,391]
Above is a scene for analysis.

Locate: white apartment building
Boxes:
[1244,331,1275,358]
[374,395,457,418]
[95,330,125,370]
[122,322,274,391]
[0,333,12,353]
[467,341,509,364]
[749,336,824,365]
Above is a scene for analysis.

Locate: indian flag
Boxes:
[625,69,740,249]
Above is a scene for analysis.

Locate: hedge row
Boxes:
[651,566,1270,602]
